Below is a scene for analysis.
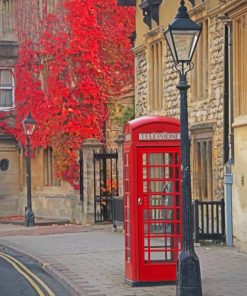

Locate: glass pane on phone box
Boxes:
[148,181,174,192]
[142,153,147,165]
[150,251,175,262]
[150,252,166,261]
[144,223,149,234]
[144,209,148,221]
[150,237,174,248]
[148,153,173,165]
[125,167,129,178]
[145,252,149,261]
[150,223,174,234]
[148,167,172,178]
[150,209,174,220]
[149,195,174,206]
[143,167,147,178]
[143,181,147,192]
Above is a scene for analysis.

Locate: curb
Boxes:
[0,219,70,226]
[0,243,86,296]
[41,261,84,296]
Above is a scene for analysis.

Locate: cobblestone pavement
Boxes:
[0,224,246,296]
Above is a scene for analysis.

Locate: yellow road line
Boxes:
[0,254,45,296]
[0,252,55,296]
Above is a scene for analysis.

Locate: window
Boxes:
[190,19,208,101]
[0,0,14,38]
[149,39,163,111]
[233,12,247,116]
[192,130,213,200]
[0,69,14,109]
[47,0,61,14]
[43,147,61,186]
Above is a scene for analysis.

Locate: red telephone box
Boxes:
[123,116,182,286]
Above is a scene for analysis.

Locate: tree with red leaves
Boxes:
[2,0,135,188]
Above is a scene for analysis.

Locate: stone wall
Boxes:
[135,47,148,117]
[134,13,225,200]
[18,193,83,224]
[192,15,224,199]
[0,137,107,225]
[0,135,20,197]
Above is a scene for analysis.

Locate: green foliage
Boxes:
[108,96,135,128]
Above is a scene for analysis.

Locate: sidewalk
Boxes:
[0,224,246,296]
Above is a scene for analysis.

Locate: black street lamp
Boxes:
[163,1,202,296]
[22,113,37,227]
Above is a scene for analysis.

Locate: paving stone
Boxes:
[0,224,246,296]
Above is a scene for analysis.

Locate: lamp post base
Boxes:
[176,251,202,296]
[25,207,35,227]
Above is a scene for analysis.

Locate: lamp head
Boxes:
[22,113,37,137]
[164,0,202,63]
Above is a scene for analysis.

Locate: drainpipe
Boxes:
[224,161,233,247]
[219,12,234,246]
[228,23,234,162]
[223,25,229,164]
[223,20,234,247]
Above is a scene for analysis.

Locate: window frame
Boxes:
[0,68,15,110]
[233,12,247,117]
[147,33,164,113]
[190,18,209,103]
[191,127,214,201]
[43,147,61,187]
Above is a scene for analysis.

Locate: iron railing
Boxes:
[93,149,118,223]
[193,199,225,242]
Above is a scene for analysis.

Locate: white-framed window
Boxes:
[0,68,14,109]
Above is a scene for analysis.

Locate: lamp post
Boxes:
[163,1,202,295]
[22,113,37,227]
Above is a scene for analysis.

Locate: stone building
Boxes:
[0,0,20,214]
[0,0,85,223]
[119,0,247,251]
[0,0,132,225]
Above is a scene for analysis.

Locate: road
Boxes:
[0,246,72,296]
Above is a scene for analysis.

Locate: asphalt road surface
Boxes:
[0,245,72,296]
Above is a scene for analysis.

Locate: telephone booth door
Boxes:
[137,146,181,282]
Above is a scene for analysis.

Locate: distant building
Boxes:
[0,0,134,225]
[0,0,20,214]
[0,0,80,222]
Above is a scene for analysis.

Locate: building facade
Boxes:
[0,0,20,214]
[120,0,247,251]
[0,0,133,224]
[0,0,82,222]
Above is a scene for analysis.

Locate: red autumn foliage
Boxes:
[1,0,135,189]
